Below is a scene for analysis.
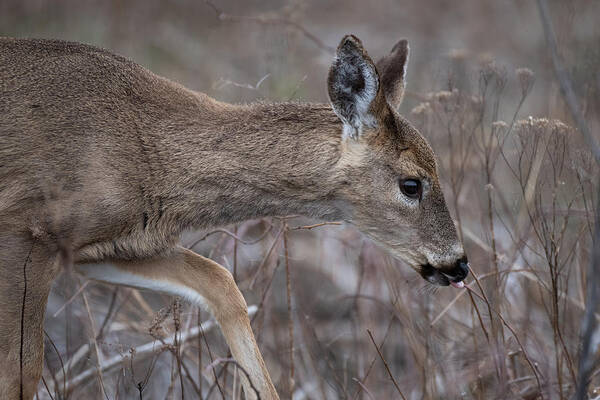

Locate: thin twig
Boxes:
[43,330,66,399]
[288,221,342,230]
[199,311,225,400]
[40,375,55,400]
[465,285,543,395]
[536,2,600,398]
[55,305,257,394]
[574,189,600,400]
[213,74,271,91]
[52,280,90,317]
[204,1,335,54]
[172,299,185,400]
[175,352,202,397]
[366,329,407,400]
[283,224,295,396]
[352,378,375,400]
[205,358,261,400]
[80,288,109,400]
[249,225,285,288]
[353,316,394,399]
[536,0,600,164]
[187,224,273,249]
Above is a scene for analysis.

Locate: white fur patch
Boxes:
[395,190,419,208]
[336,138,367,169]
[76,262,207,307]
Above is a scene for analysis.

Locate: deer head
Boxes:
[328,35,468,287]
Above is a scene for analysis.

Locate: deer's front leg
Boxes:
[0,239,59,400]
[77,246,278,400]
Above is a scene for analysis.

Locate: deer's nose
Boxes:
[443,257,469,282]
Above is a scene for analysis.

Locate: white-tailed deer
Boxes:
[0,35,468,399]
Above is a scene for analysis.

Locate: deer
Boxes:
[0,34,469,399]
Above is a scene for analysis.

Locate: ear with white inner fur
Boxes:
[376,39,409,110]
[327,35,380,140]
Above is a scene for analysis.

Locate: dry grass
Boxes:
[2,0,599,399]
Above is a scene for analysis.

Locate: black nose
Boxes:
[444,257,469,282]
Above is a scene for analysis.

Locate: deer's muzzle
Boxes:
[419,257,469,287]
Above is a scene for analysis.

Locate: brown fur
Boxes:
[0,36,465,399]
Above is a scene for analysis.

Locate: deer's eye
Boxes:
[400,179,422,200]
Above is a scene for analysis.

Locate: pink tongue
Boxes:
[450,281,465,289]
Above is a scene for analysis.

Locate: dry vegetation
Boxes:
[2,0,599,399]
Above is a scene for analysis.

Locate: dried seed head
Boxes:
[516,67,535,98]
[448,48,468,61]
[479,57,496,84]
[434,90,454,103]
[430,89,460,113]
[149,305,172,340]
[173,298,181,331]
[468,95,484,115]
[479,58,507,89]
[492,120,508,134]
[515,118,572,147]
[411,102,432,116]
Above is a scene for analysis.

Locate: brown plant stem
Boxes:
[536,2,600,398]
[283,224,295,397]
[366,329,407,400]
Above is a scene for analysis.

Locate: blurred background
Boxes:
[2,0,599,398]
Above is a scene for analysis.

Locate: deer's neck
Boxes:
[149,95,349,230]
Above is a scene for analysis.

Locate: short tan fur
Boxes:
[0,35,467,399]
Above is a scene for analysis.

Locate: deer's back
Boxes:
[0,38,195,250]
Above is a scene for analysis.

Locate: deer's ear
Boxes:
[328,35,379,140]
[376,39,409,110]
